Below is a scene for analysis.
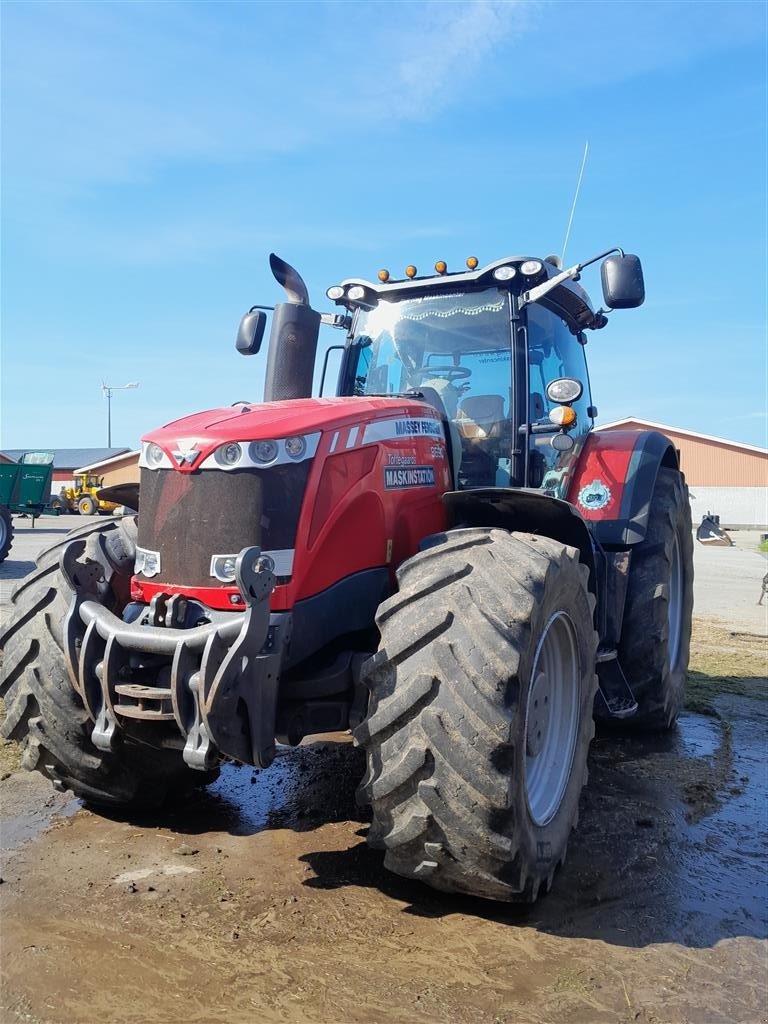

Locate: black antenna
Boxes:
[561,141,589,265]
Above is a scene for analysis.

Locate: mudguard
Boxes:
[443,487,598,592]
[567,430,679,546]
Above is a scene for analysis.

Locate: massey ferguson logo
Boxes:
[171,440,200,466]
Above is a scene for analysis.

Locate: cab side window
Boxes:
[526,304,593,493]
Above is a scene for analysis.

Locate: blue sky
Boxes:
[2,0,766,451]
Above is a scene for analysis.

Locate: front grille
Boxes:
[136,464,311,588]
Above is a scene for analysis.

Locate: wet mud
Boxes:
[1,696,766,1024]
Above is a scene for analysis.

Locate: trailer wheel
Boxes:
[0,507,13,562]
[618,467,693,729]
[77,495,96,515]
[355,528,598,902]
[0,518,218,807]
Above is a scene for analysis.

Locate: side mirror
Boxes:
[600,254,645,309]
[236,309,267,355]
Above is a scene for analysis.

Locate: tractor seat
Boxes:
[456,394,505,440]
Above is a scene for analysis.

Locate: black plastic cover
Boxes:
[263,302,321,402]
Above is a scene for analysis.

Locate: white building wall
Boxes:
[688,487,768,529]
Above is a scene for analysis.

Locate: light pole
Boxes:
[102,381,139,447]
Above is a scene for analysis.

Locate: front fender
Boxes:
[567,430,679,546]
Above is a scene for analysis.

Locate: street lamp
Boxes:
[102,381,139,447]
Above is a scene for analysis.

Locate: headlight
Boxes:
[251,439,279,465]
[347,285,366,301]
[493,265,517,281]
[146,443,165,466]
[546,377,583,404]
[520,260,543,276]
[326,285,345,300]
[135,546,161,578]
[284,435,306,459]
[215,442,242,467]
[210,554,238,583]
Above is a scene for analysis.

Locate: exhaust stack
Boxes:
[263,254,321,402]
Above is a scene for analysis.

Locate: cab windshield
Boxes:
[349,288,515,487]
[352,288,511,410]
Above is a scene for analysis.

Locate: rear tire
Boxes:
[618,467,694,729]
[0,518,218,806]
[0,507,13,562]
[355,528,598,902]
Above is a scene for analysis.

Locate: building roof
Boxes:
[597,419,768,456]
[76,450,140,473]
[0,448,130,470]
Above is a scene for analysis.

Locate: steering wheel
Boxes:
[411,365,471,383]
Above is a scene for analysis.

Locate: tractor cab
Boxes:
[327,253,638,500]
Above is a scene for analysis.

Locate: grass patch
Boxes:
[686,617,767,711]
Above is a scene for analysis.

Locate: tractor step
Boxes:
[114,705,176,721]
[113,684,175,721]
[595,652,638,718]
[114,684,173,700]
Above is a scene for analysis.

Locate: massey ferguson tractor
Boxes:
[0,249,693,902]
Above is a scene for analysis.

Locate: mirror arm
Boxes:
[521,247,625,308]
[319,312,352,330]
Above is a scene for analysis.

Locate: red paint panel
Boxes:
[134,397,451,612]
[567,430,643,521]
[142,396,439,473]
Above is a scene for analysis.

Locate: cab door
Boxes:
[525,303,594,496]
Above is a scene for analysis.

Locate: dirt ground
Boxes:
[1,521,766,1024]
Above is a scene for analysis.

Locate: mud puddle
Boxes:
[1,711,765,1024]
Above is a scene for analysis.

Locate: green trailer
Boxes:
[0,452,61,562]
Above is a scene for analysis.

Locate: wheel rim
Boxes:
[668,531,683,670]
[524,612,581,827]
[0,516,6,548]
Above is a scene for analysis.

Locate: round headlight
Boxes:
[546,377,583,404]
[347,285,365,301]
[216,442,242,466]
[210,554,238,583]
[251,439,279,465]
[492,265,517,281]
[520,260,543,276]
[146,443,165,467]
[258,554,275,573]
[551,432,575,452]
[284,435,306,459]
[326,285,345,300]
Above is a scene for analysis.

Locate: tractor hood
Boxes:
[140,395,434,472]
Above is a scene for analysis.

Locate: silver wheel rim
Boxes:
[668,532,683,670]
[0,516,6,549]
[524,612,581,827]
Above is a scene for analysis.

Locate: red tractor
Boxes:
[0,249,693,901]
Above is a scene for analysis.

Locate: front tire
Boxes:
[618,467,694,729]
[77,495,96,515]
[0,518,218,806]
[355,528,598,902]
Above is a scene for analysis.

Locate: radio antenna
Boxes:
[561,140,589,265]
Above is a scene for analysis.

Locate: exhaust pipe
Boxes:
[263,254,321,402]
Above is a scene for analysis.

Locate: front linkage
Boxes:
[59,538,286,772]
